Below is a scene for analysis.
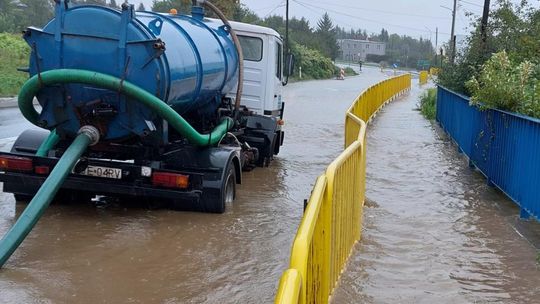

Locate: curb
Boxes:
[0,97,39,109]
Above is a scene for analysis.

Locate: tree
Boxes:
[151,0,190,13]
[232,4,259,23]
[79,0,107,5]
[20,0,54,27]
[315,13,338,60]
[0,0,54,31]
[379,29,389,42]
[151,0,239,18]
[438,0,540,95]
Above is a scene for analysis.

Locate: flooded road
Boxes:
[332,84,540,303]
[0,67,387,303]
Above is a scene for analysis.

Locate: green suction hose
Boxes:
[35,129,60,157]
[0,131,93,267]
[18,69,234,147]
[0,69,236,268]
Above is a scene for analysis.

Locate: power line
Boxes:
[252,4,284,12]
[292,0,370,34]
[293,0,452,36]
[460,0,484,8]
[263,1,285,18]
[304,0,451,20]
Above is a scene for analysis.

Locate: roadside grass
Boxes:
[0,33,30,97]
[537,252,540,265]
[419,87,437,120]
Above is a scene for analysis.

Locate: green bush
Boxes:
[0,33,30,97]
[466,51,540,118]
[291,43,336,80]
[343,67,357,76]
[419,88,437,120]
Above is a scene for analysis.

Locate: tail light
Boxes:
[35,166,50,175]
[0,156,33,172]
[152,172,189,189]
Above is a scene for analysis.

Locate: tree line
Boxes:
[1,0,436,74]
[0,0,146,32]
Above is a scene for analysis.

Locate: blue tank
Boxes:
[24,2,238,141]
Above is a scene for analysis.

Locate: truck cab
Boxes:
[228,21,284,118]
[226,20,287,158]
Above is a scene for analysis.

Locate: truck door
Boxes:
[235,34,267,115]
[268,39,283,118]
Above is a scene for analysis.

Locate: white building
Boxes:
[337,39,386,61]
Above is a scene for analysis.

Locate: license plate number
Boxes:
[80,165,122,179]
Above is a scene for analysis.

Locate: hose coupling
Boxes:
[78,125,100,146]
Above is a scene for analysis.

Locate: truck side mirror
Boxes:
[285,53,295,77]
[282,53,295,86]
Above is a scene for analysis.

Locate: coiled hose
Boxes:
[0,68,235,268]
[18,69,234,147]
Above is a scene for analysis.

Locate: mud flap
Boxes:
[240,115,278,167]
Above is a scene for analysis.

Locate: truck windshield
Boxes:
[238,35,263,62]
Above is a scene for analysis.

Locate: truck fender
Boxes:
[11,129,50,155]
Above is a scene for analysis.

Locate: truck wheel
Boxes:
[202,163,236,213]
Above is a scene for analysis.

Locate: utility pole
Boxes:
[285,0,289,54]
[480,0,490,54]
[435,27,438,67]
[450,0,457,63]
[435,27,438,53]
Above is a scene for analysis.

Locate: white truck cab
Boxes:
[228,21,286,118]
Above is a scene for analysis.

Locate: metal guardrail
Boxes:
[437,86,539,221]
[419,71,429,85]
[430,67,440,76]
[275,74,412,304]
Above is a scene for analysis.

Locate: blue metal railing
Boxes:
[436,86,540,221]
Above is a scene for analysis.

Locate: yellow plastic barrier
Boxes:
[419,70,429,85]
[275,74,411,304]
[429,67,440,76]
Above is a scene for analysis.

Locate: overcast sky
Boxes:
[131,0,539,47]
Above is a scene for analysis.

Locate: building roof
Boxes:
[338,38,385,44]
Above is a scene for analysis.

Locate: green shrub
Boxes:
[466,51,540,118]
[333,66,357,77]
[291,43,336,80]
[419,88,437,120]
[343,67,357,76]
[0,33,30,97]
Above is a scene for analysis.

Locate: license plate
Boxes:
[80,165,122,179]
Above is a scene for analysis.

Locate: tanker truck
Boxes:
[0,0,295,266]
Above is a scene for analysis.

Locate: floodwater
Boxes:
[332,84,540,303]
[0,66,387,303]
[1,68,538,303]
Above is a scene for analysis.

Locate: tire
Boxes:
[202,163,236,213]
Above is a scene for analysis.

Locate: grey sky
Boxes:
[131,0,538,46]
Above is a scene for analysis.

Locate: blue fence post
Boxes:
[520,208,531,220]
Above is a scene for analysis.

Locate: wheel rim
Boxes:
[224,175,234,205]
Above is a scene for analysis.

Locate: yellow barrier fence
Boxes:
[429,67,440,76]
[275,74,411,304]
[419,70,428,85]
